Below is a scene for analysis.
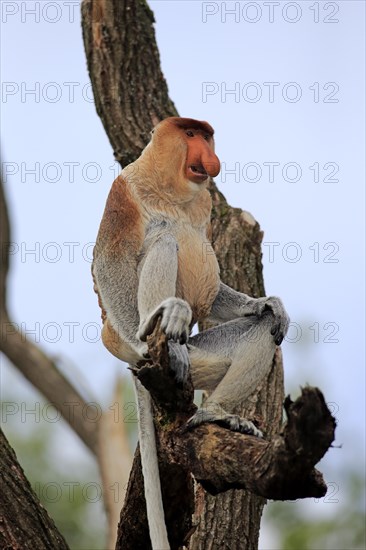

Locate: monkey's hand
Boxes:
[138,298,191,383]
[138,298,192,344]
[186,405,263,438]
[246,296,290,345]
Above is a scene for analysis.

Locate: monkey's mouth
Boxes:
[188,164,209,183]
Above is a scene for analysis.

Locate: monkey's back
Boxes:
[92,175,145,362]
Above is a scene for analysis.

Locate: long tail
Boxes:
[132,376,170,550]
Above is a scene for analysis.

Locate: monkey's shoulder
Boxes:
[94,175,144,258]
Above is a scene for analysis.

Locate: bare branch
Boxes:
[1,316,100,455]
[0,174,99,454]
[163,390,334,500]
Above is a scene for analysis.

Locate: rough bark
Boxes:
[81,0,178,168]
[0,428,69,550]
[191,200,279,550]
[80,1,317,549]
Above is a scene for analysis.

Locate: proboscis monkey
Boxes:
[92,117,289,549]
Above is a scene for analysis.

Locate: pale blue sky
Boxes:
[1,1,365,546]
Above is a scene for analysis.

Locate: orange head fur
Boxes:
[139,117,220,200]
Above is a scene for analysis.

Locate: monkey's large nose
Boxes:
[201,150,220,178]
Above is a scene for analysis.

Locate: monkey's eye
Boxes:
[204,134,210,141]
[186,130,194,137]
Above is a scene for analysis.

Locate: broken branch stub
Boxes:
[137,324,336,501]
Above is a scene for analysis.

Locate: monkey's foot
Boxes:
[186,406,263,438]
[168,341,190,384]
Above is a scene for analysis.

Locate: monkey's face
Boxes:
[151,118,220,194]
[184,127,220,184]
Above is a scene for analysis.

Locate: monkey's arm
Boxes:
[209,282,289,345]
[137,233,192,342]
[137,233,192,382]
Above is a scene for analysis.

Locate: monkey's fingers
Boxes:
[269,314,290,345]
[186,407,263,438]
[162,319,190,344]
[137,309,163,341]
[271,324,285,345]
[159,299,192,343]
[139,298,192,343]
[263,296,290,345]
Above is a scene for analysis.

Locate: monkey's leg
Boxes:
[187,312,276,437]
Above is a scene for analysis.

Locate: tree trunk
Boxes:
[190,194,285,550]
[81,1,285,547]
[0,428,69,549]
